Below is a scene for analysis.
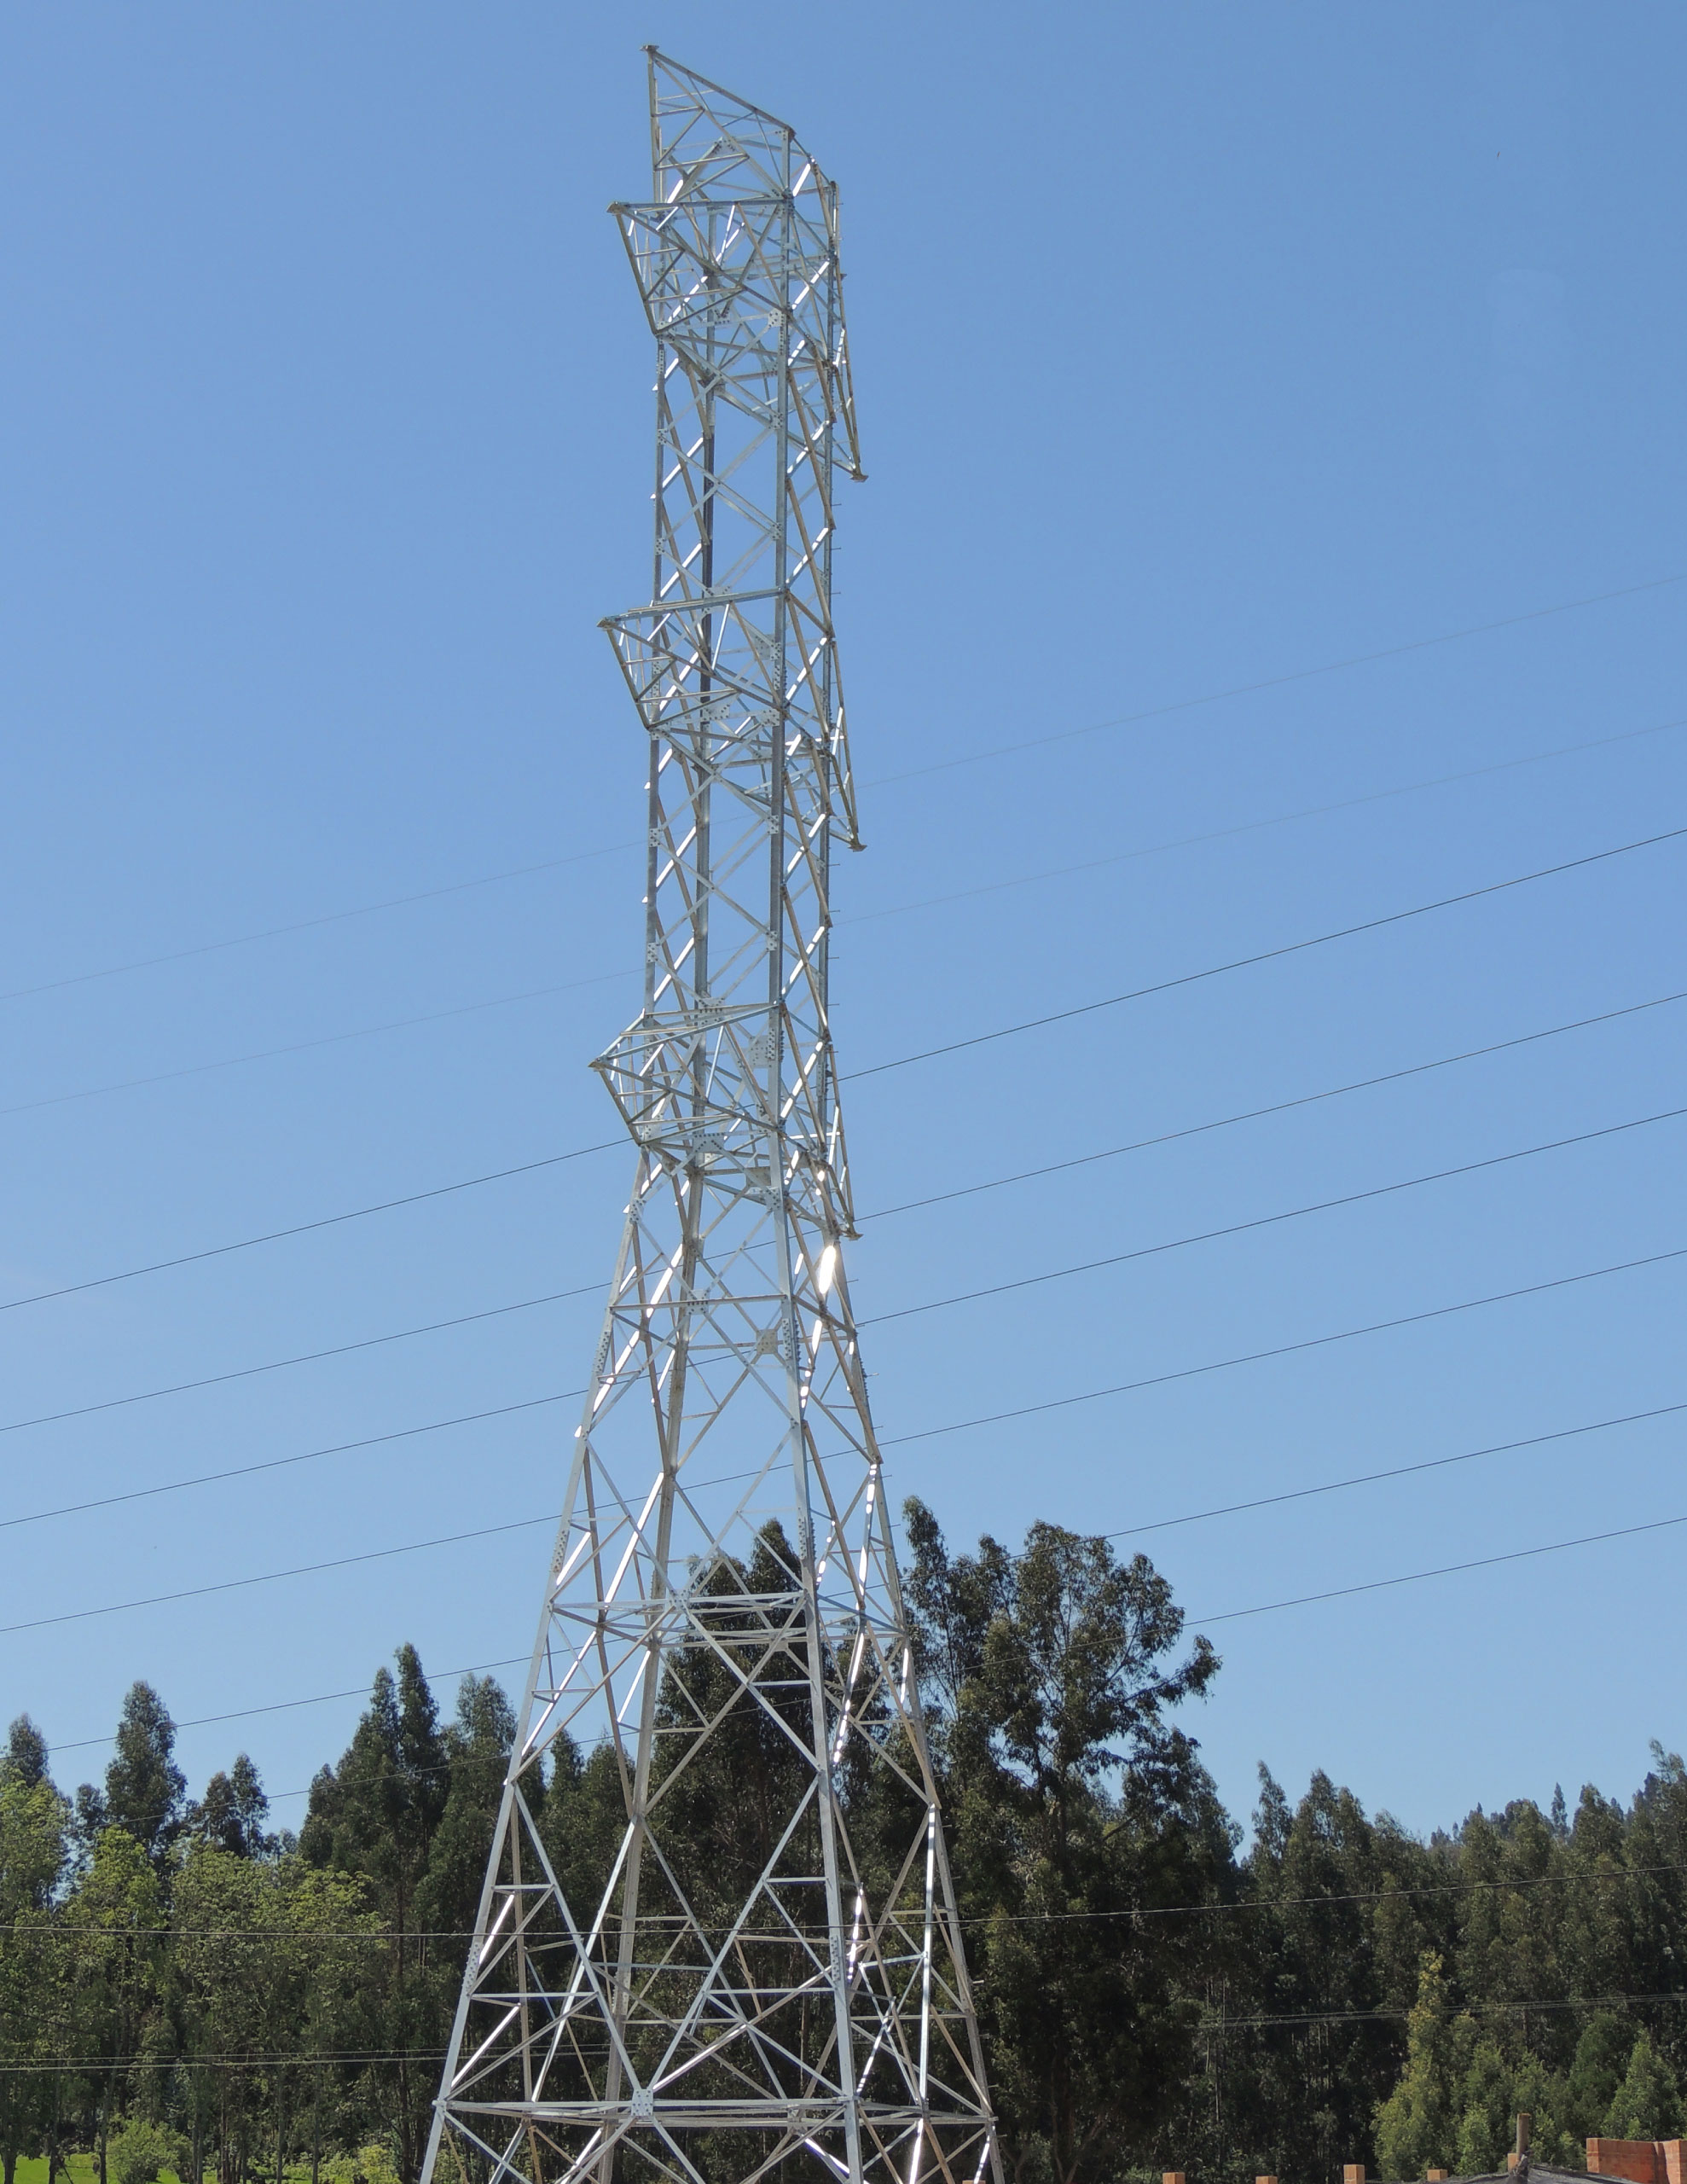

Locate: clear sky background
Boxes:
[3,1,1683,1846]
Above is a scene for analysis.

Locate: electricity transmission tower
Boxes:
[424,50,997,2184]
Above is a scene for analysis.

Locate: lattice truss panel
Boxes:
[423,50,997,2184]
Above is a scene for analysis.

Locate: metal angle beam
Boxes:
[424,49,998,2184]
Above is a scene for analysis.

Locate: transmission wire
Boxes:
[6,1247,1685,1640]
[872,570,1687,787]
[37,1397,1685,1761]
[6,1101,1676,1476]
[5,816,1682,1316]
[879,1244,1687,1446]
[863,989,1687,1223]
[15,570,1678,1009]
[852,821,1687,1080]
[864,1102,1687,1327]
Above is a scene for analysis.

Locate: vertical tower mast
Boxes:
[424,51,996,2184]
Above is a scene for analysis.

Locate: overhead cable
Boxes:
[38,1400,1682,1761]
[49,1651,532,1757]
[17,819,1673,1116]
[1151,1991,1687,2033]
[1106,1397,1687,1541]
[881,1244,1687,1446]
[849,712,1687,927]
[20,1983,1687,2067]
[0,1393,573,1533]
[7,1245,1685,1638]
[16,571,1677,1011]
[0,1141,619,1316]
[0,842,638,1008]
[4,880,1682,1319]
[1195,1508,1687,1625]
[26,1862,1687,1943]
[853,820,1687,1080]
[865,1102,1687,1326]
[0,1513,560,1638]
[872,570,1687,786]
[0,972,634,1123]
[866,990,1687,1222]
[7,1246,1683,1542]
[3,2052,454,2077]
[0,1286,599,1438]
[7,1080,1677,1449]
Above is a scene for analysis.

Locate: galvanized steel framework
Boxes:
[422,49,997,2184]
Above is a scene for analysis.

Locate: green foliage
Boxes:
[1373,1955,1470,2181]
[107,2118,183,2184]
[18,1519,1687,2184]
[1,1720,49,1795]
[183,1756,274,1862]
[905,1501,1229,2184]
[1444,2042,1580,2174]
[413,1676,514,1943]
[298,1645,456,2184]
[0,1751,72,2184]
[1603,2030,1682,2138]
[1568,2013,1635,2140]
[325,2140,403,2184]
[101,1687,187,1872]
[1454,2040,1516,2175]
[323,2145,403,2184]
[0,1769,68,1918]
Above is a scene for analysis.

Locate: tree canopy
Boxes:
[8,1506,1687,2184]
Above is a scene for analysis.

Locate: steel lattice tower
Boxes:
[423,51,997,2184]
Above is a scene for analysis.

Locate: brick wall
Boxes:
[1586,2139,1687,2184]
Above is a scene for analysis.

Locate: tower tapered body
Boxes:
[423,52,997,2184]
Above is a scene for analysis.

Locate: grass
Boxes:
[10,2166,181,2184]
[15,2161,101,2184]
[14,2164,333,2184]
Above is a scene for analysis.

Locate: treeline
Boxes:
[3,1502,1686,2184]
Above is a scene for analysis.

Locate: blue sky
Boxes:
[2,1,1683,1844]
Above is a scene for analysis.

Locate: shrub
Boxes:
[110,2120,187,2184]
[325,2145,403,2184]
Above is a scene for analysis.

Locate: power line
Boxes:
[41,1401,1682,1765]
[50,1653,533,1757]
[0,2050,456,2077]
[970,1866,1687,1926]
[25,815,1667,1121]
[8,1246,1684,1642]
[847,712,1687,927]
[853,820,1687,1080]
[3,932,1679,1334]
[0,1513,560,1639]
[0,1287,598,1439]
[1105,1398,1687,1541]
[865,1103,1687,1327]
[872,570,1687,787]
[865,990,1687,1223]
[21,1977,1687,2070]
[8,1239,1682,1548]
[0,972,635,1123]
[26,1858,1687,1941]
[17,573,1677,1013]
[0,1141,619,1316]
[0,1394,572,1533]
[1180,1990,1687,2033]
[881,1243,1687,1446]
[0,843,639,1008]
[8,1074,1675,1455]
[1195,1508,1687,1625]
